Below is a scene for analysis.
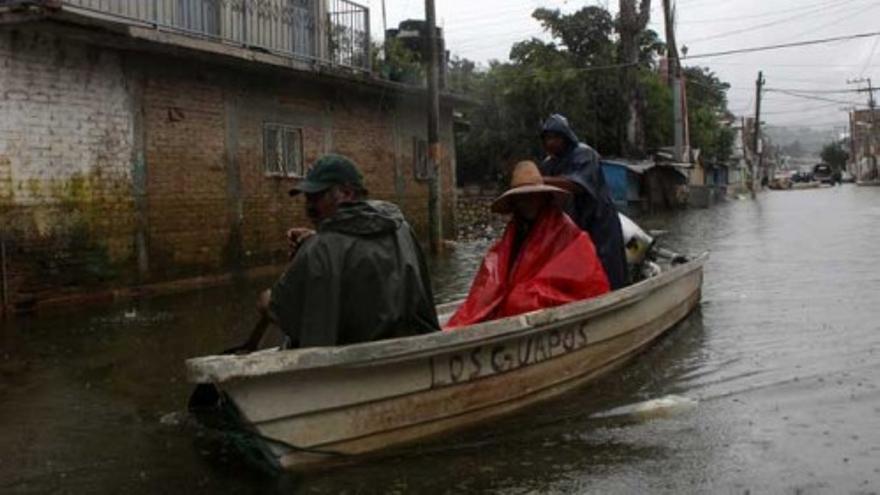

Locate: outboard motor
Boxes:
[619,213,688,282]
[619,213,654,266]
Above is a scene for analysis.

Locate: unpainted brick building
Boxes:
[0,1,458,310]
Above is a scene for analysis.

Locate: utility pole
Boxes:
[865,78,876,179]
[845,108,857,180]
[752,71,765,198]
[425,0,443,254]
[381,0,388,35]
[662,0,685,162]
[618,0,652,157]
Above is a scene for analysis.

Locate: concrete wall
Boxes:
[0,24,457,307]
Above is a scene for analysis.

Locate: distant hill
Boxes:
[764,126,842,159]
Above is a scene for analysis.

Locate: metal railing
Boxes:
[58,0,370,71]
[326,0,369,69]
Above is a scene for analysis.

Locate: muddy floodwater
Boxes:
[2,186,880,494]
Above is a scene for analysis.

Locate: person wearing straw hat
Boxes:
[540,114,628,290]
[446,161,610,328]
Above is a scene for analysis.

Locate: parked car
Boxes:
[791,170,814,183]
[813,163,834,184]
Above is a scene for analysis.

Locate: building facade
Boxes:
[850,108,880,181]
[0,0,458,310]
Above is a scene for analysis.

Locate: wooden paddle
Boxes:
[188,315,271,411]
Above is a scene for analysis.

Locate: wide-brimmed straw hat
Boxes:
[491,161,570,214]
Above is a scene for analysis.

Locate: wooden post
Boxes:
[662,0,684,162]
[751,71,764,198]
[425,0,443,254]
[381,0,388,35]
[868,78,877,176]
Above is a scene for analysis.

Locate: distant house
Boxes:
[727,120,750,195]
[0,0,459,309]
[644,163,689,211]
[850,109,880,181]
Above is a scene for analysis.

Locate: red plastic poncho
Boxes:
[446,208,610,329]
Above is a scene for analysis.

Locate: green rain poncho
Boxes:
[269,200,440,348]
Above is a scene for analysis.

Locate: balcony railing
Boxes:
[57,0,370,71]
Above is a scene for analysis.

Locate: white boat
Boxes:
[186,253,708,471]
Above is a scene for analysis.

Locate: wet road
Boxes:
[2,186,880,494]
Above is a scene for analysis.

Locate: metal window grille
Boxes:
[58,0,370,71]
[264,124,304,177]
[326,0,370,69]
[413,137,430,180]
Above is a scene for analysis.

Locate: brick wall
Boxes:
[139,62,458,278]
[142,68,231,277]
[0,29,138,302]
[0,24,458,306]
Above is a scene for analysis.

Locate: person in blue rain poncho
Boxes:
[539,114,628,290]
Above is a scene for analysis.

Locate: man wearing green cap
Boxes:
[258,154,440,348]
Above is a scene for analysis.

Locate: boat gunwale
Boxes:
[186,253,708,384]
[248,289,703,436]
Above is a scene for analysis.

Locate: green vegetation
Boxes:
[820,140,849,172]
[373,38,425,85]
[444,5,734,186]
[684,67,735,168]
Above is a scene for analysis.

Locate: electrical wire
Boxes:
[682,31,880,60]
[765,88,863,94]
[778,0,880,44]
[450,31,880,81]
[676,0,854,25]
[683,0,868,45]
[766,89,864,105]
[860,36,880,78]
[761,101,853,115]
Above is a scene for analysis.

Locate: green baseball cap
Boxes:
[289,154,365,196]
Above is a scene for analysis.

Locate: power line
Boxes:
[860,36,880,78]
[683,0,865,45]
[761,101,853,115]
[683,30,880,60]
[777,0,880,43]
[766,89,863,105]
[765,87,864,94]
[677,0,853,24]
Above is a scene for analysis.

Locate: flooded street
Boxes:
[2,186,880,494]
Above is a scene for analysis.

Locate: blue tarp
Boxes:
[601,160,642,210]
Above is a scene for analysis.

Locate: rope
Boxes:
[195,391,349,462]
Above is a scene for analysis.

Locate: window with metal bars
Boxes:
[264,124,304,177]
[413,137,431,181]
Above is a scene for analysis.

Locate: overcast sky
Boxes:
[367,0,880,133]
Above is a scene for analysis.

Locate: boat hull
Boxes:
[187,254,707,471]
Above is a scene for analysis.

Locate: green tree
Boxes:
[451,5,731,186]
[447,56,481,94]
[373,38,424,85]
[684,66,733,165]
[821,140,849,171]
[641,71,673,150]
